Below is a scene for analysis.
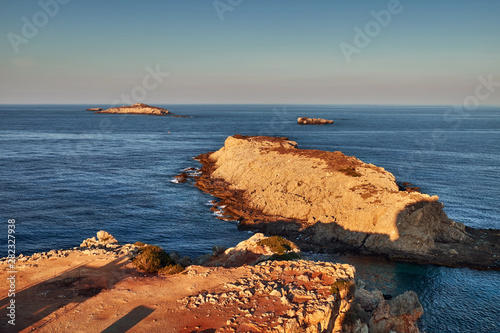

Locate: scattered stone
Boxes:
[179,260,356,332]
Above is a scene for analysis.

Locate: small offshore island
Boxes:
[298,117,334,125]
[193,135,500,270]
[93,103,170,116]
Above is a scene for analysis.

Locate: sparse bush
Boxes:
[257,236,293,254]
[158,264,185,275]
[134,241,146,247]
[338,167,361,177]
[267,252,300,261]
[331,279,355,295]
[132,245,174,273]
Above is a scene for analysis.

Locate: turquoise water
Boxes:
[0,104,499,332]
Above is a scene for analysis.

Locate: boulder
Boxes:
[369,291,423,333]
[81,231,118,248]
[96,230,118,245]
[203,233,300,268]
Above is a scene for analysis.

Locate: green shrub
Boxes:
[132,245,174,273]
[257,236,293,254]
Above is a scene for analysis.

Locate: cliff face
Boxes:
[194,135,500,269]
[97,103,170,115]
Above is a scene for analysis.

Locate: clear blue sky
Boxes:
[1,0,499,104]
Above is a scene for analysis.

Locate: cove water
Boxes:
[0,104,499,332]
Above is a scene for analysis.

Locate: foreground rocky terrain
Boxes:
[95,103,170,115]
[193,135,500,269]
[0,232,423,332]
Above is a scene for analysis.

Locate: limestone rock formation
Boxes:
[367,291,423,333]
[97,103,170,115]
[349,285,424,333]
[179,260,356,332]
[80,230,119,248]
[298,117,334,125]
[86,107,102,111]
[202,233,301,267]
[193,135,500,269]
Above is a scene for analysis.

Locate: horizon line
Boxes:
[1,103,500,108]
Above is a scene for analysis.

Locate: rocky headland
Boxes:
[298,117,334,125]
[95,103,170,116]
[0,232,423,332]
[192,135,500,269]
[86,107,103,111]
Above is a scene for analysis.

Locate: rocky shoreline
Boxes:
[191,135,500,270]
[0,232,423,332]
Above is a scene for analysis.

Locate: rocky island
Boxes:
[0,232,423,332]
[193,135,500,269]
[298,117,334,125]
[95,103,170,116]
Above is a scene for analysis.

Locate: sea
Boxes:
[0,104,499,332]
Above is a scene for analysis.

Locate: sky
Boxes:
[0,0,499,105]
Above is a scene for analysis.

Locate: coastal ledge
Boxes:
[0,232,423,332]
[191,135,500,270]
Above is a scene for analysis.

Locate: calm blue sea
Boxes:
[0,104,499,332]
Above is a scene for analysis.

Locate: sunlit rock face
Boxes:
[192,135,499,269]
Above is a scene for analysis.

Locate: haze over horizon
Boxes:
[1,0,499,105]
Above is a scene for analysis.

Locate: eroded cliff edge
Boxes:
[193,135,500,269]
